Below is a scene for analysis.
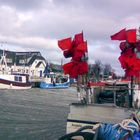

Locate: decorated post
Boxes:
[58,31,89,103]
[111,27,140,108]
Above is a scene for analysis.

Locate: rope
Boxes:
[118,119,139,133]
[112,118,139,140]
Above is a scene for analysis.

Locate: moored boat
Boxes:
[40,73,70,89]
[0,73,32,89]
[0,50,32,89]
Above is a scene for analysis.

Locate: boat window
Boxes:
[15,76,18,81]
[26,69,28,73]
[14,76,22,82]
[19,77,22,82]
[26,75,29,82]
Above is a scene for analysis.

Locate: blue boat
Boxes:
[40,73,70,89]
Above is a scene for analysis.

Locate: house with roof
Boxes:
[0,49,47,78]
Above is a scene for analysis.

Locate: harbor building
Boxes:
[0,49,47,79]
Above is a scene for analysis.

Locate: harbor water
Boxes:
[0,87,77,140]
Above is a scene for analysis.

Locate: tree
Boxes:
[92,60,103,81]
[103,64,112,79]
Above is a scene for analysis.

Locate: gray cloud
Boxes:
[0,0,45,11]
[0,0,140,75]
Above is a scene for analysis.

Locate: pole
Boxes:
[61,58,63,74]
[129,76,134,108]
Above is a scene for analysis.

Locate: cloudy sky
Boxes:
[0,0,140,75]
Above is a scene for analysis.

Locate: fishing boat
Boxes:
[58,30,140,140]
[0,73,32,89]
[0,50,32,89]
[40,73,70,89]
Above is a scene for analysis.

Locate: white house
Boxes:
[0,49,47,78]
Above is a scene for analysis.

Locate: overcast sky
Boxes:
[0,0,140,75]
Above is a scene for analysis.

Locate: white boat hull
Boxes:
[0,83,31,89]
[0,74,32,89]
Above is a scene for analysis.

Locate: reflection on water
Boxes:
[0,87,77,140]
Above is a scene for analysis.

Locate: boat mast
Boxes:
[0,42,8,74]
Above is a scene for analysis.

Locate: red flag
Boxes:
[78,62,88,75]
[71,42,87,61]
[73,51,84,61]
[134,59,140,71]
[125,69,138,77]
[119,50,140,77]
[63,62,74,75]
[63,49,74,58]
[127,29,136,43]
[59,31,88,78]
[74,32,84,46]
[76,42,87,52]
[119,42,126,51]
[126,68,140,77]
[62,61,88,78]
[58,37,72,50]
[111,28,126,41]
[63,62,79,78]
[124,48,134,57]
[118,55,128,69]
[69,62,79,78]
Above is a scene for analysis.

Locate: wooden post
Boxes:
[129,76,134,108]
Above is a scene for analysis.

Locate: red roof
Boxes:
[90,81,106,87]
